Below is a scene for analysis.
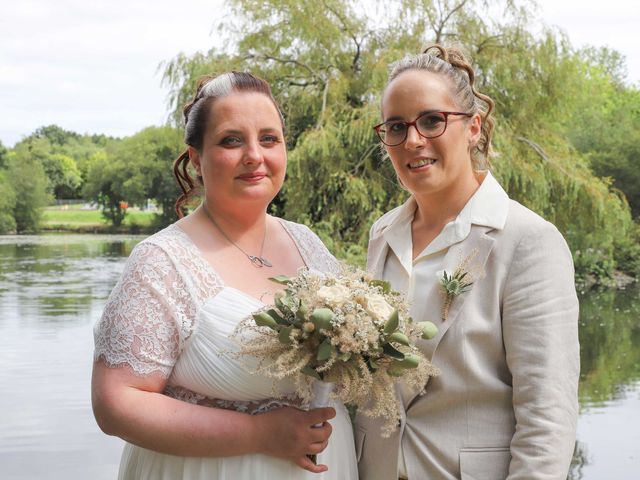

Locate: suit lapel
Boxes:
[369,223,497,360]
[404,226,496,408]
[429,226,495,353]
[366,234,389,279]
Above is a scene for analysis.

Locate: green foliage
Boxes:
[6,1,636,284]
[5,151,51,233]
[159,0,638,281]
[0,172,17,233]
[12,124,116,200]
[30,125,81,145]
[83,126,183,227]
[613,222,640,278]
[83,150,128,226]
[0,141,8,169]
[560,53,640,218]
[42,205,155,230]
[577,285,640,406]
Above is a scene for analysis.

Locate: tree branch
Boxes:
[350,143,379,174]
[516,136,549,162]
[244,54,317,77]
[433,0,470,43]
[321,0,363,72]
[316,78,330,128]
[475,34,506,55]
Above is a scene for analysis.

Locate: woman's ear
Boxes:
[468,113,482,149]
[188,147,202,177]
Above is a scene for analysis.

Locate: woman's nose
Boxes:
[404,125,425,149]
[243,141,263,164]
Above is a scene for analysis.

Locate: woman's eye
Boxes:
[419,114,445,128]
[220,136,242,146]
[388,122,407,133]
[261,134,280,145]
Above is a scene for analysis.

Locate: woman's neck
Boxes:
[412,171,483,231]
[200,198,269,239]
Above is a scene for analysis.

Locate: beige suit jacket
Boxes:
[356,186,580,480]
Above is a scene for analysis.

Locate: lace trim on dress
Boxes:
[164,385,303,414]
[280,220,341,275]
[94,221,339,383]
[93,225,224,377]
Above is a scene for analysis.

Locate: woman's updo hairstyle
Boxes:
[387,44,495,170]
[173,71,284,217]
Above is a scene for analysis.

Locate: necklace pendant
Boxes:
[249,255,272,268]
[258,257,273,268]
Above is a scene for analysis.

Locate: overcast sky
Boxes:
[1,0,638,147]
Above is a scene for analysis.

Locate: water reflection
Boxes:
[0,235,638,479]
[0,234,143,480]
[0,235,140,327]
[568,284,640,479]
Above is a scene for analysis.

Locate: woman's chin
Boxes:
[233,186,279,204]
[401,174,441,196]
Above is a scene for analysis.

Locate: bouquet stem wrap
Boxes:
[308,379,335,464]
[309,380,335,427]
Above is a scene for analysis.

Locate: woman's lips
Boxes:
[407,158,437,170]
[237,172,267,183]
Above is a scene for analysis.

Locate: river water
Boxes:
[0,234,637,479]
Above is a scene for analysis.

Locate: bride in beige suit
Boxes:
[356,45,580,480]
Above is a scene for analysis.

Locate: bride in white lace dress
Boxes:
[91,72,358,480]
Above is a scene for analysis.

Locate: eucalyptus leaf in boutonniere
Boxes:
[437,249,482,321]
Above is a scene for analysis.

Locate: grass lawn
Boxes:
[43,204,155,231]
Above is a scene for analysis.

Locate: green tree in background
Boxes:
[160,0,637,278]
[0,172,17,233]
[15,124,116,200]
[5,151,51,233]
[84,126,183,227]
[561,47,640,218]
[83,150,128,227]
[0,141,8,169]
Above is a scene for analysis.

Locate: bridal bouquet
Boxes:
[237,266,439,436]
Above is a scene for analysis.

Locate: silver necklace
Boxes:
[201,204,273,268]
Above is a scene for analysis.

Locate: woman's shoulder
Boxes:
[503,200,571,254]
[122,223,207,282]
[504,200,560,236]
[131,223,192,259]
[369,201,414,239]
[278,218,327,247]
[278,218,340,274]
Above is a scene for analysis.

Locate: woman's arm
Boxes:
[91,361,335,472]
[502,221,580,479]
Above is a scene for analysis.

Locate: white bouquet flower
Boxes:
[236,266,439,437]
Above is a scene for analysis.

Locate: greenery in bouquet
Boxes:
[235,266,440,436]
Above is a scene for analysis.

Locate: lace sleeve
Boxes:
[281,220,341,275]
[93,241,186,377]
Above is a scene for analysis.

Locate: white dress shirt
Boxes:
[379,172,510,478]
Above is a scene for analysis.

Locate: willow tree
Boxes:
[161,0,635,279]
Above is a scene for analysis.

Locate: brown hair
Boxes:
[385,44,495,170]
[173,71,284,217]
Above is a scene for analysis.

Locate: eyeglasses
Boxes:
[373,111,473,146]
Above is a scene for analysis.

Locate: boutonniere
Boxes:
[437,249,482,321]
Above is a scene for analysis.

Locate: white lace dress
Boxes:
[94,221,358,480]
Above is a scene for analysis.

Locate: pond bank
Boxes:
[40,224,156,235]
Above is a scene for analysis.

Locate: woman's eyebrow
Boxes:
[384,110,440,122]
